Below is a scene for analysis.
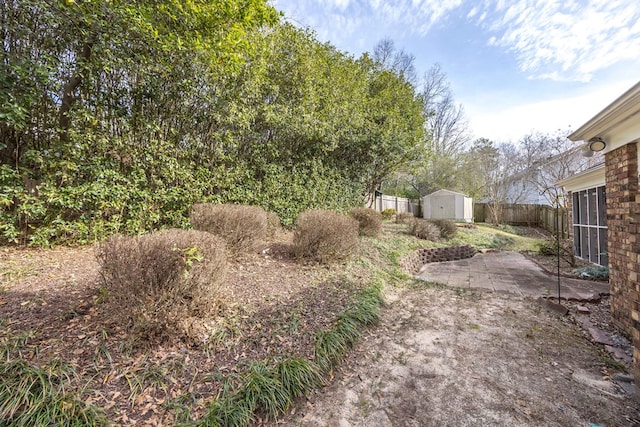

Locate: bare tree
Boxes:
[461,139,530,225]
[485,143,531,225]
[372,38,417,84]
[519,130,603,206]
[428,91,469,157]
[414,64,470,194]
[422,64,449,111]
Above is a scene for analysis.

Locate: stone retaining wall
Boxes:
[400,245,477,275]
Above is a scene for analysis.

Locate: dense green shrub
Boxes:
[190,203,267,254]
[0,164,198,246]
[292,210,359,264]
[572,266,609,280]
[537,241,558,256]
[428,219,457,239]
[395,211,415,224]
[1,1,427,246]
[381,208,396,220]
[96,229,227,345]
[409,219,441,240]
[349,207,382,237]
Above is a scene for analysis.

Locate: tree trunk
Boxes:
[488,202,502,225]
[58,26,98,143]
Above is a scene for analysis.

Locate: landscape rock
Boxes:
[605,345,633,364]
[587,327,615,346]
[538,298,569,316]
[577,305,590,314]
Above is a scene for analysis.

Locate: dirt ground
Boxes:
[0,241,366,425]
[1,229,639,426]
[272,285,639,427]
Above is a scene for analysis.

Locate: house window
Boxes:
[572,185,607,266]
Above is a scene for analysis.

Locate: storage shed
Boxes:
[422,189,473,222]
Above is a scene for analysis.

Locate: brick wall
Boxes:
[565,193,573,240]
[604,142,640,396]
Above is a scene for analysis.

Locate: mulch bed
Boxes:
[0,235,368,425]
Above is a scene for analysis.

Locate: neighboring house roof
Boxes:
[497,145,601,205]
[424,189,470,198]
[555,162,605,192]
[569,81,640,152]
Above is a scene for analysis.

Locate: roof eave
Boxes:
[568,81,640,146]
[555,163,606,191]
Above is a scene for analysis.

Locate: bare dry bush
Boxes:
[428,219,458,239]
[266,211,282,239]
[96,229,227,346]
[190,203,267,254]
[396,212,415,224]
[409,219,441,240]
[349,207,382,237]
[293,210,359,264]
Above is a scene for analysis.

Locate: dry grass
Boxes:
[292,210,359,264]
[96,229,227,346]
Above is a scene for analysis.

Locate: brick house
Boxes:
[557,81,640,397]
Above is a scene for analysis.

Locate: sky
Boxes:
[269,0,640,144]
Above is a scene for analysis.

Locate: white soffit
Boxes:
[569,81,640,154]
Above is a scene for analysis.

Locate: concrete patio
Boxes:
[417,251,609,301]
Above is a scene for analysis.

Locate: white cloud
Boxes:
[478,0,640,82]
[467,78,638,142]
[275,0,640,84]
[327,0,351,10]
[271,0,640,145]
[275,0,465,43]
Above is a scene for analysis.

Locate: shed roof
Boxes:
[424,189,470,198]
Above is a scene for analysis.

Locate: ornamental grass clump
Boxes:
[0,358,105,426]
[190,203,267,254]
[292,210,359,264]
[96,229,227,345]
[349,207,382,237]
[201,359,322,425]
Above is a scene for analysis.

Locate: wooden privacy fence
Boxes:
[368,194,421,217]
[474,203,568,238]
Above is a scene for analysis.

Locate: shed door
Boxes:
[430,195,455,219]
